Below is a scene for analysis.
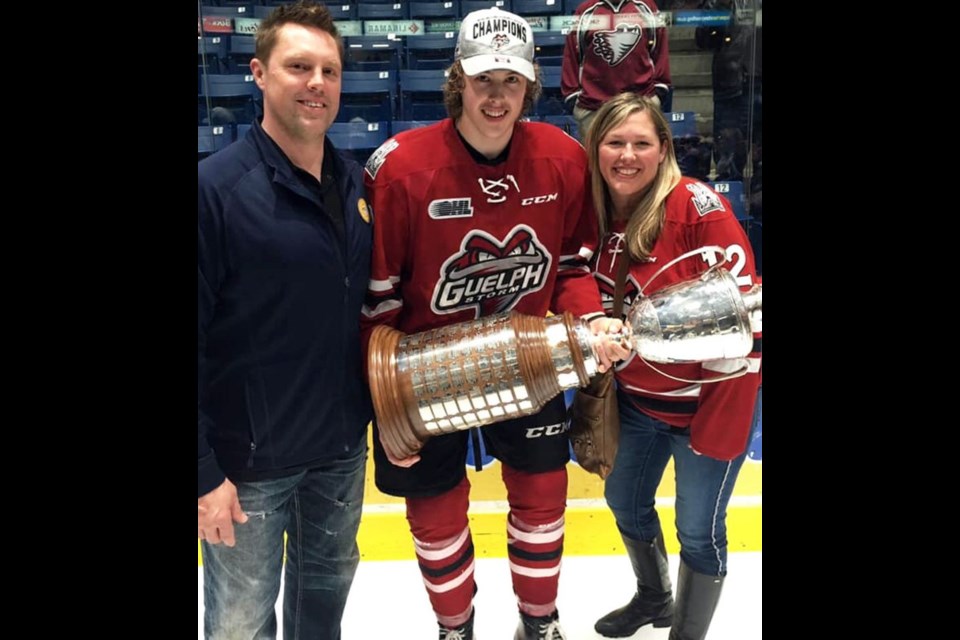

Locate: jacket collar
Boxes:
[249,118,357,203]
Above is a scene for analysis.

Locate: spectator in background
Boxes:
[361,8,628,640]
[562,0,671,139]
[583,93,761,640]
[197,2,373,638]
[696,0,762,217]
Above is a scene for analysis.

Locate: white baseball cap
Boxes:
[455,8,536,81]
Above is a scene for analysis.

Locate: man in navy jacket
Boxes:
[197,2,372,638]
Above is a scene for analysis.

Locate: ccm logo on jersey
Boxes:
[525,422,567,438]
[521,193,558,206]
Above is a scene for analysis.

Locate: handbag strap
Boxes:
[611,245,631,318]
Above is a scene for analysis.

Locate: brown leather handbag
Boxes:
[569,252,630,479]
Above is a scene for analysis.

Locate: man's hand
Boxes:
[380,429,422,468]
[198,479,248,547]
[588,317,632,373]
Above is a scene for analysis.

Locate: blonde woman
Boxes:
[584,92,761,640]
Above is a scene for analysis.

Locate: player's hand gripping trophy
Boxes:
[367,247,762,462]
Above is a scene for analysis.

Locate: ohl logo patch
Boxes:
[431,225,551,318]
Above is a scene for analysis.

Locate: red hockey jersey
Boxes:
[561,0,672,112]
[361,119,605,339]
[593,177,761,460]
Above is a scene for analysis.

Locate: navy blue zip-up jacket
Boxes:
[198,119,373,498]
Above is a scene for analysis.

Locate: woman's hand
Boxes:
[588,317,633,373]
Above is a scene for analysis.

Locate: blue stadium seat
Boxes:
[512,0,563,16]
[198,5,255,18]
[226,35,256,73]
[199,74,261,125]
[343,36,403,72]
[338,70,398,123]
[708,181,748,223]
[327,121,390,165]
[198,125,235,159]
[461,0,512,13]
[668,111,711,182]
[326,4,357,20]
[409,1,459,20]
[252,3,356,20]
[391,120,440,133]
[563,0,581,14]
[404,32,457,70]
[357,4,408,20]
[533,31,565,68]
[198,36,228,75]
[665,111,697,138]
[534,66,567,116]
[399,69,448,120]
[540,114,579,140]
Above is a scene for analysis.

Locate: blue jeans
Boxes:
[604,394,746,577]
[202,447,366,640]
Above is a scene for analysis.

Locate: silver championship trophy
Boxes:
[368,246,762,461]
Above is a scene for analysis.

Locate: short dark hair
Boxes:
[254,0,344,66]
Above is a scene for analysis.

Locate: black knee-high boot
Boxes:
[668,560,725,640]
[594,532,674,638]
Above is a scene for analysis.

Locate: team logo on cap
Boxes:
[491,33,510,49]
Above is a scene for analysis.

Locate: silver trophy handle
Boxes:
[640,245,727,295]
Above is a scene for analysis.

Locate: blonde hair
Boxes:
[584,93,682,261]
[442,61,543,120]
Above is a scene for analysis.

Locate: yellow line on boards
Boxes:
[198,503,761,565]
[355,503,761,561]
[199,432,761,566]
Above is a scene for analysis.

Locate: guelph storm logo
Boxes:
[591,23,642,66]
[491,33,510,50]
[432,225,551,317]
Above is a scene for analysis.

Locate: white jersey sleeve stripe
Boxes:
[361,299,402,319]
[368,276,400,293]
